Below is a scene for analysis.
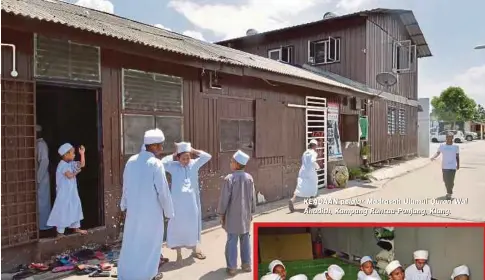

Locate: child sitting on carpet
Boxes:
[289,274,308,280]
[358,256,381,280]
[262,274,282,280]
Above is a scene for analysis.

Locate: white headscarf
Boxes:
[268,260,285,273]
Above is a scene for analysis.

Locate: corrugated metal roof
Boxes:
[1,0,375,97]
[217,8,432,58]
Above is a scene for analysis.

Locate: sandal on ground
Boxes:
[100,263,113,271]
[29,263,50,271]
[191,252,206,260]
[12,270,36,280]
[75,265,100,275]
[89,271,111,277]
[52,265,75,273]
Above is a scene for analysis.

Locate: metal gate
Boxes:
[305,96,327,188]
[1,78,39,248]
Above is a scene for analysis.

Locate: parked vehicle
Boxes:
[431,130,466,143]
[464,131,478,141]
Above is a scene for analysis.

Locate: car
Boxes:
[431,130,466,143]
[464,131,478,141]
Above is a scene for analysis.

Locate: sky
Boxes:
[70,0,485,106]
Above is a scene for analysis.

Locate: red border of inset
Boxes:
[252,222,485,280]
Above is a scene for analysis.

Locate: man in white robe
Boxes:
[118,129,175,280]
[405,250,431,280]
[289,139,320,212]
[36,125,52,231]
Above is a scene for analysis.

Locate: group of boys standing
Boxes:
[117,128,256,280]
[261,250,471,280]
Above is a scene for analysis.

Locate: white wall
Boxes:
[318,227,483,280]
[418,98,430,157]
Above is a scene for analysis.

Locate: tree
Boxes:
[474,104,485,123]
[431,86,476,128]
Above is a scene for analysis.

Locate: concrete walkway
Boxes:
[4,141,483,280]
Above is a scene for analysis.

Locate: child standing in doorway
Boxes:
[47,143,88,237]
[217,150,256,276]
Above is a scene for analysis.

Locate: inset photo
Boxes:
[255,223,484,280]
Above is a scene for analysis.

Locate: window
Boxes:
[220,119,254,152]
[393,40,416,73]
[387,107,397,135]
[34,34,101,82]
[308,37,341,64]
[398,109,406,135]
[267,46,294,64]
[121,69,183,155]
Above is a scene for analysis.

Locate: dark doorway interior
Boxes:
[36,84,103,236]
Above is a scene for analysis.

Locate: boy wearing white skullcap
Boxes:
[321,264,345,280]
[217,150,255,276]
[358,256,382,280]
[451,265,469,280]
[267,260,287,280]
[405,250,431,280]
[385,260,405,280]
[46,143,87,237]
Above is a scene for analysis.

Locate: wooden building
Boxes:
[217,9,432,163]
[0,0,378,266]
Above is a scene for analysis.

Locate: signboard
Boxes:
[327,103,343,161]
[311,131,325,169]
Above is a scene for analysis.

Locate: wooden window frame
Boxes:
[308,37,341,65]
[33,34,101,82]
[387,106,397,135]
[219,118,255,153]
[398,108,406,135]
[120,69,184,156]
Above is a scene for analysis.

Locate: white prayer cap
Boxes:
[176,142,192,154]
[261,274,282,280]
[233,150,250,165]
[36,125,42,132]
[312,273,326,280]
[309,139,318,146]
[451,265,469,279]
[289,274,308,280]
[268,260,285,272]
[385,260,402,275]
[143,129,165,145]
[413,250,429,260]
[327,264,345,280]
[360,256,373,265]
[58,143,73,156]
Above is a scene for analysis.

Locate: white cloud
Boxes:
[336,0,376,12]
[419,64,485,106]
[168,0,324,40]
[75,0,114,13]
[182,30,206,41]
[154,24,172,31]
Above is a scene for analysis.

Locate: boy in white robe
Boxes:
[162,142,211,263]
[451,265,469,280]
[217,150,255,276]
[289,275,308,280]
[268,260,287,280]
[405,250,431,280]
[46,143,87,237]
[118,129,174,280]
[289,139,320,212]
[262,274,282,280]
[358,256,382,280]
[385,260,405,280]
[313,264,345,280]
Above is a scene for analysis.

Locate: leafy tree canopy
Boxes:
[431,86,476,122]
[474,104,485,123]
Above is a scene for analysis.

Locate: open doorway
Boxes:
[36,84,103,238]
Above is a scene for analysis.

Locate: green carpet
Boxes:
[258,258,384,279]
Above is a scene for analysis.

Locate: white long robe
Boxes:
[405,264,431,280]
[118,151,175,280]
[36,138,52,230]
[162,151,212,248]
[47,160,84,228]
[358,270,382,280]
[294,149,319,198]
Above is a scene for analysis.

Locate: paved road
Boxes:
[58,141,484,280]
